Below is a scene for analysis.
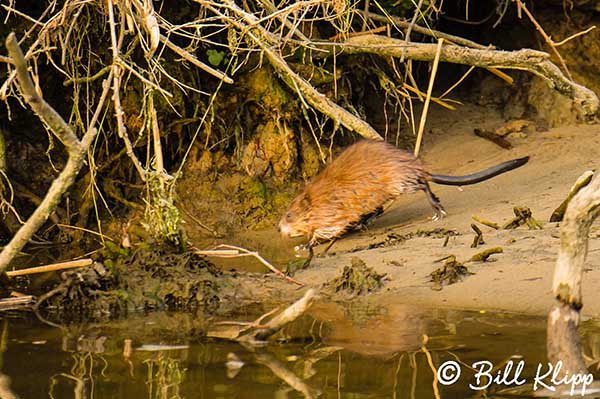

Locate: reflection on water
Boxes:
[1,304,599,398]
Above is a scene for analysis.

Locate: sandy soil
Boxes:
[238,104,600,317]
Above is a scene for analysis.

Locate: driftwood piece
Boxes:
[469,247,503,262]
[240,288,316,342]
[549,170,594,222]
[335,35,599,118]
[472,216,500,230]
[208,288,317,343]
[548,173,600,378]
[502,206,543,230]
[0,34,111,273]
[552,172,600,307]
[474,128,513,149]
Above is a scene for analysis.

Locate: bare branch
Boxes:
[0,33,107,272]
[5,34,82,152]
[359,10,492,50]
[107,0,147,180]
[334,35,599,117]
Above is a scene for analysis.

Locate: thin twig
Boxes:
[403,83,459,110]
[6,258,93,277]
[107,0,147,180]
[56,223,116,241]
[256,0,311,43]
[1,4,45,27]
[514,0,572,81]
[160,34,233,83]
[149,94,164,173]
[401,0,424,63]
[554,25,596,46]
[202,244,304,286]
[63,66,110,86]
[414,38,443,157]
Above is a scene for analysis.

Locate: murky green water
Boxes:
[2,304,599,398]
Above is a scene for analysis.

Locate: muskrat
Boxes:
[278,140,528,247]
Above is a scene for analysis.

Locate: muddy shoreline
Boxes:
[229,106,600,317]
[15,106,600,323]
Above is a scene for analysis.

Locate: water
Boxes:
[1,304,599,398]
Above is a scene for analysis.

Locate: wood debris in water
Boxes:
[208,288,317,344]
[0,294,36,311]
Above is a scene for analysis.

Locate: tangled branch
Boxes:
[0,33,113,272]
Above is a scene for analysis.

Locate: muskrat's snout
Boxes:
[278,219,291,237]
[279,194,312,239]
[278,212,302,238]
[277,216,288,236]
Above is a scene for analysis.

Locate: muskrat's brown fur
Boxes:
[278,140,528,247]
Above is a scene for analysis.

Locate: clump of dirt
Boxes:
[36,262,120,322]
[36,245,224,323]
[325,257,388,296]
[241,120,297,180]
[429,256,473,290]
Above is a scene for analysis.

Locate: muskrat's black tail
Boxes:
[430,156,529,186]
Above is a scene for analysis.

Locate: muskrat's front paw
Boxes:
[294,243,311,257]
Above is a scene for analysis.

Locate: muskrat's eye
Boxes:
[285,211,294,222]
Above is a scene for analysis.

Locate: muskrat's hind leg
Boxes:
[422,180,446,220]
[360,206,384,226]
[349,206,385,232]
[322,238,338,255]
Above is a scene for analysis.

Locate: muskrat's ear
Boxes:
[284,211,295,221]
[299,194,311,209]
